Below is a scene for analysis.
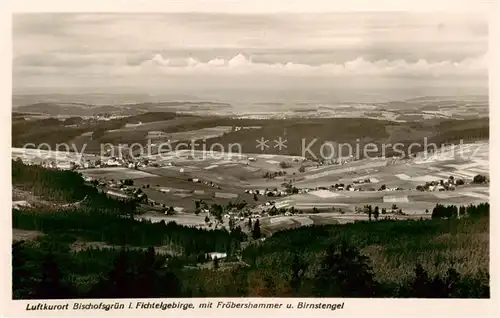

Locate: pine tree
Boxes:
[411,264,430,297]
[159,269,182,297]
[252,219,261,239]
[134,247,165,297]
[312,242,377,297]
[229,218,236,231]
[97,249,133,298]
[34,252,70,299]
[12,241,34,299]
[290,254,308,295]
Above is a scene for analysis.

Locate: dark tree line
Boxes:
[399,264,489,298]
[13,242,182,299]
[13,209,244,257]
[432,203,489,219]
[13,240,489,299]
[12,159,89,202]
[88,247,182,298]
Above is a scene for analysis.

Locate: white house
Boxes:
[13,200,31,209]
[56,162,72,170]
[206,252,227,260]
[105,190,129,199]
[106,158,121,167]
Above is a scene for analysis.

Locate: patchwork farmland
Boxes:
[12,137,489,233]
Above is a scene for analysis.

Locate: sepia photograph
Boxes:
[5,0,497,314]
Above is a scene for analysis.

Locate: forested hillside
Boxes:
[12,161,489,298]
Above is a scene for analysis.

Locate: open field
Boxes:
[12,229,44,242]
[12,140,489,215]
[106,125,240,144]
[13,107,489,159]
[11,132,489,233]
[69,240,175,255]
[255,210,437,234]
[137,212,207,227]
[83,167,158,179]
[12,147,100,164]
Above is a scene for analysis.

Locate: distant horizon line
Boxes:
[10,93,489,109]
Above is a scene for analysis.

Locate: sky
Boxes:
[12,12,489,101]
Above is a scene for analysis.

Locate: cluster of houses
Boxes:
[99,157,161,169]
[187,177,221,189]
[34,158,102,170]
[244,188,289,197]
[243,180,407,206]
[39,160,79,170]
[93,113,123,121]
[37,157,132,171]
[81,175,150,202]
[416,176,464,192]
[315,183,402,192]
[110,185,147,202]
[253,204,297,217]
[330,183,359,191]
[352,178,376,185]
[41,155,180,171]
[314,155,358,166]
[222,211,249,221]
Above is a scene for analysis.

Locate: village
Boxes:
[12,138,489,238]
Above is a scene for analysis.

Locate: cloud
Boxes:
[13,50,487,86]
[207,58,225,66]
[227,54,251,67]
[112,52,487,78]
[150,54,169,66]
